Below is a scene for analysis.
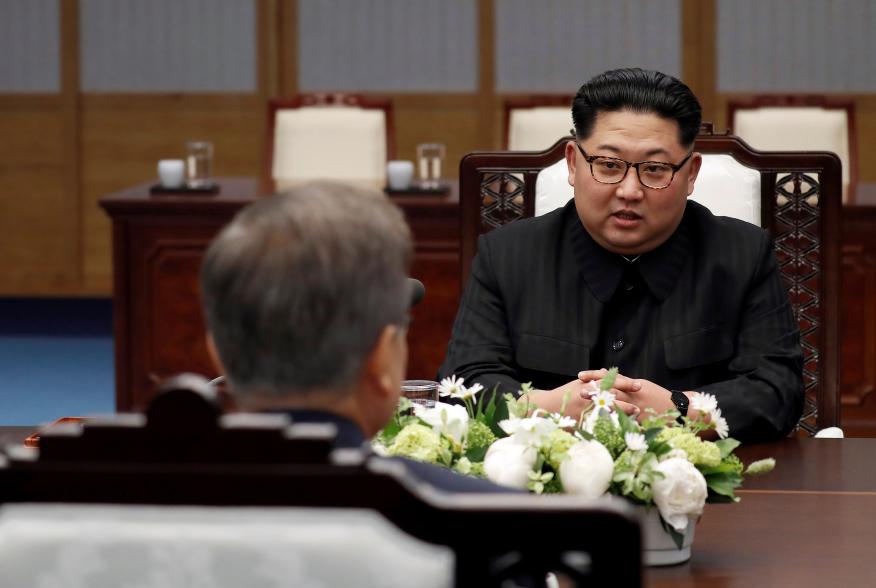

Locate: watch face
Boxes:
[671,390,689,415]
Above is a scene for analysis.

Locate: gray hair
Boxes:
[201,181,412,398]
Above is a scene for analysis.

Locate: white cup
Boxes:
[157,159,185,189]
[387,160,415,190]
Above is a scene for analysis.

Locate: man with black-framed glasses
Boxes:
[440,68,803,443]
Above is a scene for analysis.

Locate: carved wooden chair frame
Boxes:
[0,379,641,587]
[459,125,841,433]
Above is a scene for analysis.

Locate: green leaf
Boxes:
[465,445,488,462]
[715,438,741,459]
[599,367,618,392]
[643,427,664,443]
[704,471,742,499]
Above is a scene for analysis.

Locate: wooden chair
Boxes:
[265,93,395,191]
[459,125,841,434]
[0,375,642,588]
[728,95,857,203]
[503,96,575,150]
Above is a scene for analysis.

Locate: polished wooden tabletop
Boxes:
[649,437,876,586]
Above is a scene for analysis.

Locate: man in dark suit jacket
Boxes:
[440,68,803,442]
[201,182,511,492]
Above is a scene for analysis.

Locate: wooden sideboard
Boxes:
[101,180,876,434]
[100,178,459,411]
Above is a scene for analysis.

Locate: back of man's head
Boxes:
[572,68,702,147]
[201,181,412,402]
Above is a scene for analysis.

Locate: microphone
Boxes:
[408,278,426,307]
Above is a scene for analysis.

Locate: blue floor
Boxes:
[0,298,114,426]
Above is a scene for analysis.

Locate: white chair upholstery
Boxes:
[0,503,453,588]
[733,107,851,203]
[533,154,761,226]
[272,106,387,190]
[508,107,572,151]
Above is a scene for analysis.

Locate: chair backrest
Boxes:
[265,93,395,190]
[0,376,642,588]
[459,126,841,434]
[728,95,857,203]
[503,96,575,150]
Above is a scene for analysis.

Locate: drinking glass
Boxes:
[186,141,213,187]
[416,143,445,189]
[401,379,439,409]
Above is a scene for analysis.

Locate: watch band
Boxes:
[670,389,689,423]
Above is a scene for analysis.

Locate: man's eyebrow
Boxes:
[594,145,673,159]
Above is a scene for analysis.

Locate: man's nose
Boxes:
[615,167,644,200]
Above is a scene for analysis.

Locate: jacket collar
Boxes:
[567,200,692,303]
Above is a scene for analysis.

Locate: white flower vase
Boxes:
[638,507,696,566]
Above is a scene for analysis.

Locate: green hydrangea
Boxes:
[387,423,444,464]
[545,429,578,470]
[722,452,744,475]
[658,428,721,467]
[466,420,498,451]
[593,416,626,458]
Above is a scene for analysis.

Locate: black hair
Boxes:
[572,68,702,147]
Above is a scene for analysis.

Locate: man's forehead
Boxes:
[587,110,684,155]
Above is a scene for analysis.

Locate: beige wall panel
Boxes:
[80,95,263,293]
[855,97,876,183]
[0,107,79,294]
[391,97,482,177]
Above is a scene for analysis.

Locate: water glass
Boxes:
[401,379,438,409]
[186,141,213,187]
[416,143,445,189]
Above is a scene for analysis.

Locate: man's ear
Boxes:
[362,325,402,400]
[565,141,578,187]
[685,152,703,197]
[206,334,226,374]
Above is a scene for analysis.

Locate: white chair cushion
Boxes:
[689,154,761,226]
[273,106,387,190]
[535,158,573,216]
[0,503,453,588]
[508,107,572,151]
[733,107,850,202]
[534,154,761,226]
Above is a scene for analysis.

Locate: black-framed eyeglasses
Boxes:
[575,144,693,190]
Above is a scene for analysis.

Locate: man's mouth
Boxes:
[612,210,642,221]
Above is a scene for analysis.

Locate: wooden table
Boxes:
[99,178,460,411]
[648,438,876,586]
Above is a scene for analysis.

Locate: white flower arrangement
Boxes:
[374,369,775,549]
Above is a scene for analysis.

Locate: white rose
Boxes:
[416,402,469,444]
[559,440,614,499]
[651,457,708,532]
[483,437,538,489]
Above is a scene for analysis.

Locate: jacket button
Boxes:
[611,339,625,352]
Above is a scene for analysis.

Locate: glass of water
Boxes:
[416,143,445,189]
[401,379,438,409]
[186,141,213,188]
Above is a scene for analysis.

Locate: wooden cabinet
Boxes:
[840,206,876,436]
[100,178,459,411]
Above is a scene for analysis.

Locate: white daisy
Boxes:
[554,414,577,428]
[712,408,730,439]
[690,392,719,416]
[591,390,616,413]
[458,382,483,400]
[437,375,464,398]
[624,432,648,452]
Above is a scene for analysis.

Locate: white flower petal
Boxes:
[559,441,614,499]
[651,458,707,532]
[624,432,648,452]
